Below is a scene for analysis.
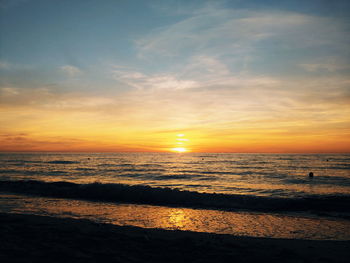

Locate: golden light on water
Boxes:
[168,209,186,229]
[8,195,350,240]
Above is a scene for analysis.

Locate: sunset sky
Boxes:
[0,0,349,153]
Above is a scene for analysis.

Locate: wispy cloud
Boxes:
[300,58,349,72]
[60,65,82,77]
[112,69,198,90]
[136,8,346,60]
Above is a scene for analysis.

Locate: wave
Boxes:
[284,176,350,186]
[0,170,18,174]
[47,161,80,164]
[0,180,349,214]
[75,168,95,171]
[1,160,80,165]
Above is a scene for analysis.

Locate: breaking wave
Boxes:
[0,180,349,214]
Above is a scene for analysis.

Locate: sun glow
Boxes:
[171,147,187,153]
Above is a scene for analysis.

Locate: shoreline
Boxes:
[2,192,350,241]
[1,213,349,262]
[1,180,350,215]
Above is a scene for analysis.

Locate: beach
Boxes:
[1,212,349,263]
[1,153,349,262]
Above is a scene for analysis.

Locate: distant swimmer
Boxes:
[309,172,314,178]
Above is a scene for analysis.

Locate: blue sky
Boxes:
[0,0,349,152]
[1,0,349,80]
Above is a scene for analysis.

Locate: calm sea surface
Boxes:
[1,152,349,198]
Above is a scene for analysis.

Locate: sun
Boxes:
[171,147,187,153]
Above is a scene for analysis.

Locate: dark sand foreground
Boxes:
[0,213,349,263]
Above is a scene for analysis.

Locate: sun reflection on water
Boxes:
[168,209,187,229]
[2,194,350,240]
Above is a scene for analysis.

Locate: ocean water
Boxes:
[0,152,349,198]
[1,152,350,240]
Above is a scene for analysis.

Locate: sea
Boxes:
[1,152,350,240]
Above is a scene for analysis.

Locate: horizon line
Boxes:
[0,151,349,154]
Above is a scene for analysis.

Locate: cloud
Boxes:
[300,60,349,72]
[0,133,104,152]
[136,8,345,59]
[60,65,82,77]
[112,68,198,90]
[0,61,10,69]
[0,85,116,112]
[110,64,350,129]
[112,54,281,93]
[2,52,349,136]
[134,4,350,83]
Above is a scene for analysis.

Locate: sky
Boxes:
[0,0,349,153]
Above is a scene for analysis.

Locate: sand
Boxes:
[0,213,349,263]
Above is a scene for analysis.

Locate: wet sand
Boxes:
[1,213,349,263]
[2,193,350,240]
